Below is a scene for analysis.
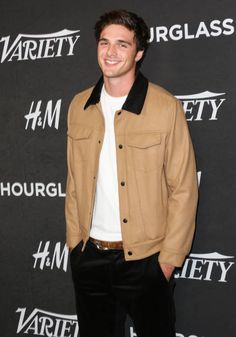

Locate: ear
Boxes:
[135,50,144,62]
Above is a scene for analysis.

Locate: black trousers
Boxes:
[70,240,176,337]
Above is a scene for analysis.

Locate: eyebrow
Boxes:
[98,38,132,46]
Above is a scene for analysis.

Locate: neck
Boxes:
[103,72,136,97]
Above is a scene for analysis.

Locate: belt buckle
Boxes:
[95,242,109,250]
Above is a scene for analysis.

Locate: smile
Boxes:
[104,59,120,65]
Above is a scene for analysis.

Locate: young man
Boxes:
[66,9,198,337]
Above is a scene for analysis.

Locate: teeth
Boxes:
[105,60,119,64]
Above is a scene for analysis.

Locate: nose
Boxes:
[107,44,117,57]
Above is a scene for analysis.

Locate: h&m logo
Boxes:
[24,99,62,131]
[33,241,68,272]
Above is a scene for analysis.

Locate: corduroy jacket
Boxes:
[65,72,198,267]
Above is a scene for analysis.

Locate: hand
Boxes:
[159,263,175,281]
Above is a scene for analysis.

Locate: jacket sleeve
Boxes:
[65,103,82,250]
[159,99,198,267]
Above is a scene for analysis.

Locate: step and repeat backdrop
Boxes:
[0,1,236,337]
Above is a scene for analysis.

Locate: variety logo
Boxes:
[0,182,65,197]
[33,241,69,272]
[25,99,62,131]
[16,308,206,337]
[176,91,226,121]
[16,308,78,337]
[150,18,234,42]
[175,252,235,282]
[0,29,80,63]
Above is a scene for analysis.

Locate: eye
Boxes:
[119,43,128,48]
[99,40,108,46]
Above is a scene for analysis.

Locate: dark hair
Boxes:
[94,9,150,65]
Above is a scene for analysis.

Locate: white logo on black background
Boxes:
[0,182,65,197]
[150,18,234,42]
[175,252,235,282]
[33,241,68,272]
[25,99,61,130]
[0,29,80,63]
[16,308,78,337]
[176,91,226,121]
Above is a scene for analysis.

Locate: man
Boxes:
[65,9,198,337]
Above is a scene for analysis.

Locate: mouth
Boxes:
[104,59,120,65]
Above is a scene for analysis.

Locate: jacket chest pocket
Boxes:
[68,124,93,161]
[126,132,163,172]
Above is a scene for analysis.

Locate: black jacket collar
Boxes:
[84,72,148,115]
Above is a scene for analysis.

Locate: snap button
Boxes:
[123,218,128,223]
[118,144,123,149]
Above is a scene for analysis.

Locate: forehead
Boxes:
[100,24,135,41]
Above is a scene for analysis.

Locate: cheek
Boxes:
[97,47,105,57]
[122,51,132,62]
[97,52,105,64]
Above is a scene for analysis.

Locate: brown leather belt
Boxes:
[89,237,123,250]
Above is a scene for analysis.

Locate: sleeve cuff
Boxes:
[158,249,187,267]
[66,233,82,250]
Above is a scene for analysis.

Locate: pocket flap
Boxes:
[126,132,161,149]
[68,124,92,140]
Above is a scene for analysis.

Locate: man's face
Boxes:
[97,24,143,80]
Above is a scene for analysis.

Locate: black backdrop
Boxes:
[0,1,236,337]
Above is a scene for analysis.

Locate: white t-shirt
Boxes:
[90,86,127,241]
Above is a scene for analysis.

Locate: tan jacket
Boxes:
[65,73,198,267]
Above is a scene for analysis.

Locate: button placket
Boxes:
[116,132,130,258]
